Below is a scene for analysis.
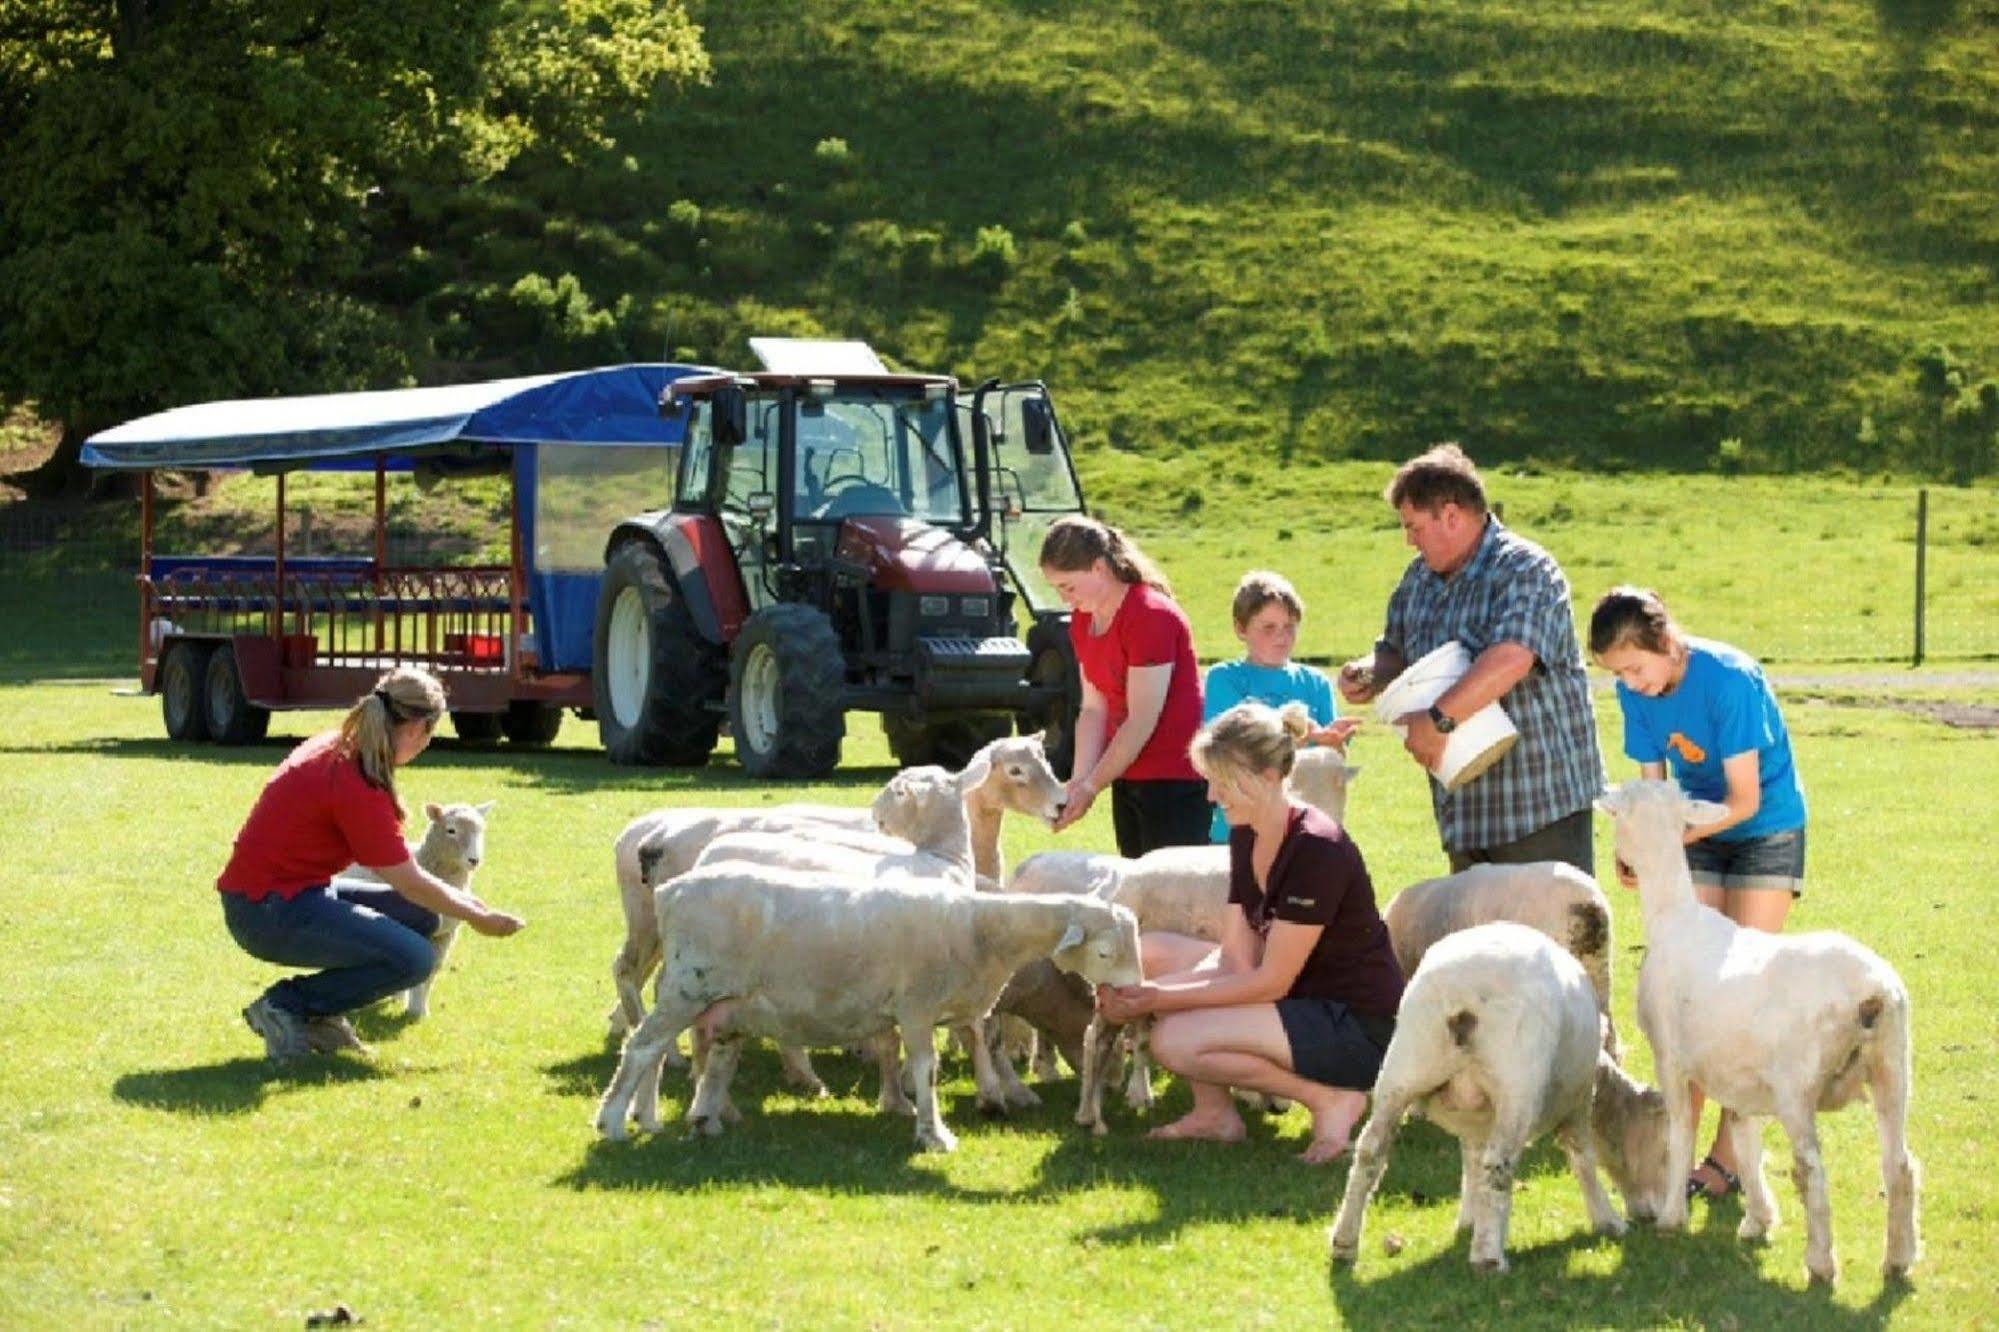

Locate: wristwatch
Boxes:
[1427,703,1458,734]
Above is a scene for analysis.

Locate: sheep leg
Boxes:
[973,1019,1041,1112]
[1777,1104,1838,1286]
[875,1030,916,1116]
[686,1035,744,1137]
[903,1021,958,1153]
[1328,1086,1412,1264]
[1557,1111,1626,1238]
[1075,1016,1121,1135]
[609,928,662,1041]
[1122,1022,1156,1112]
[594,989,703,1141]
[776,1044,829,1098]
[1454,1130,1487,1236]
[1469,1105,1533,1273]
[1653,1060,1699,1232]
[1870,1011,1921,1279]
[404,920,459,1019]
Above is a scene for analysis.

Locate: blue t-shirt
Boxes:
[1614,637,1806,841]
[1202,658,1339,842]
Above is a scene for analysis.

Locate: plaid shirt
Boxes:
[1378,517,1605,853]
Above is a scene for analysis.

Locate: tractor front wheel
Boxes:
[729,604,846,779]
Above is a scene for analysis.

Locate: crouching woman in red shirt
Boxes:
[1097,701,1404,1162]
[217,666,525,1061]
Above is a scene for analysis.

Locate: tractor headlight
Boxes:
[960,596,991,620]
[920,595,951,618]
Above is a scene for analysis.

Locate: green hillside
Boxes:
[443,0,1999,483]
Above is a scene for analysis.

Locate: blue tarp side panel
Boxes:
[80,363,714,470]
[534,571,606,673]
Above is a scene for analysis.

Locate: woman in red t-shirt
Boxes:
[1098,702,1404,1162]
[217,666,525,1062]
[1040,516,1208,857]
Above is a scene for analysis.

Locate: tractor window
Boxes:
[795,390,965,524]
[676,403,713,506]
[535,443,679,572]
[720,394,783,608]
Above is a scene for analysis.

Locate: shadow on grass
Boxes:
[1327,1218,1915,1329]
[111,1055,388,1116]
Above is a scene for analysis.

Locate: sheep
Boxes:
[1380,862,1618,1055]
[606,732,1066,1039]
[1599,779,1920,1286]
[1329,922,1672,1273]
[331,799,492,1020]
[682,762,997,1106]
[594,871,1142,1152]
[1003,747,1359,1131]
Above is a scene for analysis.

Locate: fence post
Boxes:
[1913,488,1927,668]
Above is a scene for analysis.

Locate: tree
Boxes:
[0,0,708,495]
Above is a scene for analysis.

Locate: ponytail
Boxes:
[336,665,447,819]
[1038,515,1173,599]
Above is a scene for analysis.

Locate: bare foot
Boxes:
[1298,1133,1352,1165]
[1296,1088,1369,1164]
[1147,1110,1247,1144]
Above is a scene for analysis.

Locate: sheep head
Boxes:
[1590,1050,1673,1223]
[1287,747,1359,823]
[1594,780,1730,886]
[419,800,494,873]
[1050,901,1143,987]
[964,732,1066,824]
[871,766,959,841]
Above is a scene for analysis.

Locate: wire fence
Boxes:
[3,483,1996,670]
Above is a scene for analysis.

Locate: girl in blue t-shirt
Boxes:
[1201,571,1359,841]
[1589,585,1807,1202]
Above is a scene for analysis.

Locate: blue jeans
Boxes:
[221,885,440,1019]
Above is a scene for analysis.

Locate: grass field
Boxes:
[1,669,1993,1327]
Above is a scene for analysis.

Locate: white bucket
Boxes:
[1373,640,1520,790]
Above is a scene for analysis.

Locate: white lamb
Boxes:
[1380,862,1617,1054]
[1329,922,1672,1273]
[1600,779,1919,1285]
[594,871,1142,1152]
[606,732,1065,1039]
[331,800,492,1020]
[1003,747,1359,1131]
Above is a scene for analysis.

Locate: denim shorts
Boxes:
[1275,998,1394,1091]
[1685,827,1807,896]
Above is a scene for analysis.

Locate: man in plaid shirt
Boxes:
[1340,445,1604,874]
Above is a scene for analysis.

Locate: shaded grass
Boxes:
[1,677,1993,1326]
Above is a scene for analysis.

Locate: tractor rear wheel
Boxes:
[160,641,213,742]
[501,700,564,747]
[593,542,725,766]
[729,603,845,779]
[1017,616,1080,779]
[883,712,1013,771]
[203,644,270,745]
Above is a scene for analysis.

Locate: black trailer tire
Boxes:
[882,712,1013,771]
[1018,616,1080,779]
[593,541,725,766]
[729,603,846,779]
[501,700,564,747]
[160,641,213,743]
[452,710,504,744]
[203,644,271,745]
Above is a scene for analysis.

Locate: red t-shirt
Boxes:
[216,731,411,902]
[1228,805,1405,1017]
[1069,582,1203,782]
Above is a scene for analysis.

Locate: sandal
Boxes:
[1686,1154,1741,1201]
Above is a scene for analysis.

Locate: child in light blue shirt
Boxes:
[1203,571,1359,841]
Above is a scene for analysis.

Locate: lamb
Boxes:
[606,733,1065,1039]
[1380,862,1617,1054]
[1329,922,1672,1273]
[331,800,492,1020]
[594,871,1142,1152]
[1599,779,1919,1285]
[1003,747,1359,1131]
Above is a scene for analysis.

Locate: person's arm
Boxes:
[1202,663,1242,723]
[1338,645,1406,706]
[1099,919,1322,1021]
[1398,642,1538,770]
[1684,751,1761,844]
[1083,662,1173,790]
[371,857,525,937]
[1051,676,1111,833]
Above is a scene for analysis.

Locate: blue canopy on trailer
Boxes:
[81,363,712,672]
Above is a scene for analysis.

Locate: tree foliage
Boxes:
[0,0,707,492]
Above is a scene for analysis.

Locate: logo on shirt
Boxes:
[1284,896,1316,908]
[1666,732,1708,764]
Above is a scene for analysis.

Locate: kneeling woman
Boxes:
[217,666,525,1061]
[1097,702,1404,1162]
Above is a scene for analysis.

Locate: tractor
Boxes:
[591,342,1087,779]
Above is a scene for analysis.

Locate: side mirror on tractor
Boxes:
[713,385,748,447]
[1021,397,1056,456]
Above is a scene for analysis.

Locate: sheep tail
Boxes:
[1447,1009,1478,1049]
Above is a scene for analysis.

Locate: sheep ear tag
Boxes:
[1057,922,1086,952]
